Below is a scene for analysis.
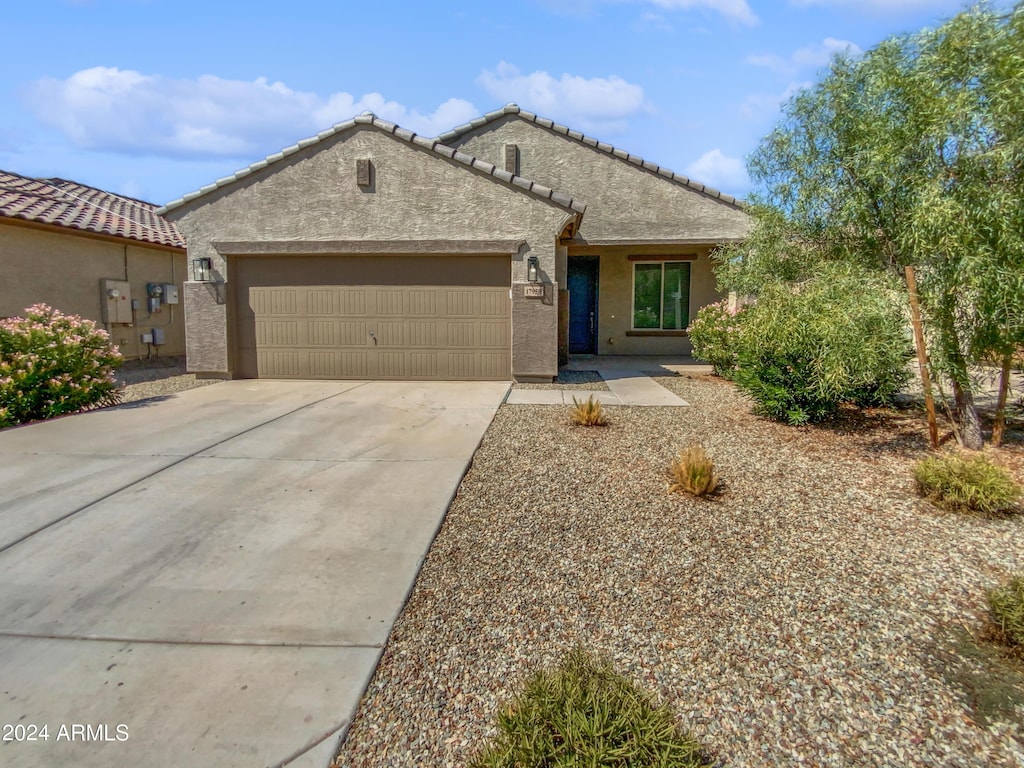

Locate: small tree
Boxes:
[722,3,1024,448]
[729,262,912,425]
[0,304,122,427]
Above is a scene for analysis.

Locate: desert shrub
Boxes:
[989,575,1024,648]
[0,304,122,428]
[670,444,719,497]
[471,648,709,768]
[730,263,912,425]
[687,298,743,376]
[570,394,608,426]
[913,452,1021,515]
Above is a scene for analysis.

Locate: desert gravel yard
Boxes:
[115,355,220,402]
[332,373,1024,767]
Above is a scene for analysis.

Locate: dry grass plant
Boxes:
[670,444,720,497]
[570,395,608,427]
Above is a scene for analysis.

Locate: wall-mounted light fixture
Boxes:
[527,255,540,283]
[193,257,212,282]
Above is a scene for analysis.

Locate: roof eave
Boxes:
[158,114,586,219]
[435,104,747,210]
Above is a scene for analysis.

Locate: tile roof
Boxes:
[157,113,587,218]
[0,169,185,249]
[436,104,744,208]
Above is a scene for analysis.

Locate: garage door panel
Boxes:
[338,290,366,315]
[306,291,336,315]
[446,323,475,347]
[307,321,335,346]
[408,291,437,316]
[236,256,510,380]
[446,291,476,316]
[480,353,509,379]
[479,291,508,316]
[479,322,510,348]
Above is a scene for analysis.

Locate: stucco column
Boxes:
[512,281,558,381]
[184,281,230,376]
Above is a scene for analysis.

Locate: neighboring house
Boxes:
[0,170,187,358]
[159,105,750,381]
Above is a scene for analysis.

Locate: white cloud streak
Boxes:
[740,81,811,122]
[645,0,757,25]
[748,37,862,75]
[790,0,962,11]
[686,148,749,192]
[25,67,479,159]
[477,62,647,133]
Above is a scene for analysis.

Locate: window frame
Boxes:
[629,258,692,332]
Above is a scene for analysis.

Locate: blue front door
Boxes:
[568,257,599,354]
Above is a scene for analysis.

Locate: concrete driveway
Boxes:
[0,379,508,768]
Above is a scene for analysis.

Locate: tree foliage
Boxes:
[719,3,1024,448]
[730,263,912,425]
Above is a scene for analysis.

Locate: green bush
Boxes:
[989,575,1024,648]
[471,648,709,768]
[730,264,912,424]
[913,452,1021,515]
[0,304,122,428]
[687,299,743,377]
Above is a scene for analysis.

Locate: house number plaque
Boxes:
[524,284,544,298]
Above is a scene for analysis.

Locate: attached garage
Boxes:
[231,253,511,380]
[161,113,585,381]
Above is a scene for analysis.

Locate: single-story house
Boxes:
[159,104,750,381]
[0,170,187,358]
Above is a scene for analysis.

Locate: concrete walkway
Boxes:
[0,380,508,768]
[506,357,696,406]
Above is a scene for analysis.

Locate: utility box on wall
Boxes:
[101,279,133,324]
[163,284,179,304]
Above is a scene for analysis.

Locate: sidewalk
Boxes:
[506,368,690,406]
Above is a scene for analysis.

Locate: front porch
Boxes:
[562,244,725,359]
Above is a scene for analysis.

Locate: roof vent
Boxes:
[356,158,373,188]
[504,144,519,175]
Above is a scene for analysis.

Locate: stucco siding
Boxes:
[588,245,724,356]
[451,116,745,357]
[168,126,572,379]
[1,222,186,358]
[447,116,751,243]
[512,282,559,379]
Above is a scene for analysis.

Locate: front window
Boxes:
[632,261,691,330]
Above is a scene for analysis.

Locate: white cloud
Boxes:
[646,0,757,25]
[741,81,811,121]
[540,0,757,24]
[118,178,147,201]
[24,67,478,160]
[790,0,961,11]
[477,62,647,133]
[685,148,749,192]
[748,37,862,75]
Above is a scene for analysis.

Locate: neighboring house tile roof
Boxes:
[0,169,185,249]
[158,113,587,218]
[436,104,743,208]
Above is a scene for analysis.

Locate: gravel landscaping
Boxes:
[332,373,1024,767]
[114,356,220,403]
[513,369,610,390]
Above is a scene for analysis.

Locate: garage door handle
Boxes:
[369,330,377,346]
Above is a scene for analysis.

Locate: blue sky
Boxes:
[0,0,1003,205]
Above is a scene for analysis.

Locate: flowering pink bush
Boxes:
[0,304,122,428]
[687,299,744,376]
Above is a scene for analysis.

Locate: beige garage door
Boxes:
[233,254,511,380]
